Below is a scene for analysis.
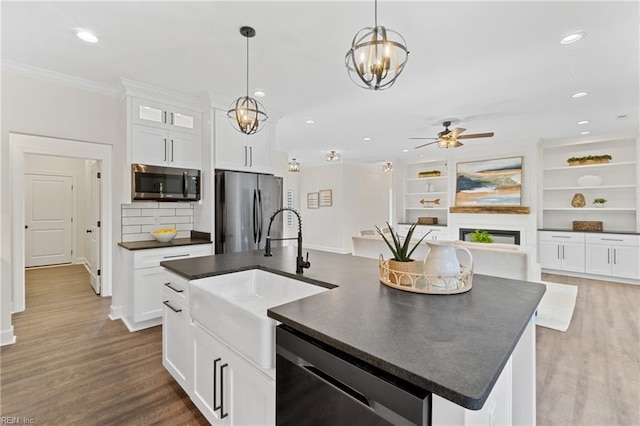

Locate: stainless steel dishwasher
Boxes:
[276,326,432,426]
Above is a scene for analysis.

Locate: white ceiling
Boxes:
[2,1,638,166]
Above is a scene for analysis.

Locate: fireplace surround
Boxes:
[459,228,521,245]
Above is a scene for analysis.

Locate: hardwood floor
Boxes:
[537,273,640,426]
[0,264,207,425]
[1,265,638,425]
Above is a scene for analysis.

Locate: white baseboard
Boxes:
[0,326,16,346]
[74,257,88,266]
[109,305,123,320]
[120,316,162,332]
[303,243,351,255]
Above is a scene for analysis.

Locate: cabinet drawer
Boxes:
[585,233,640,247]
[133,245,212,269]
[538,231,585,243]
[162,271,190,304]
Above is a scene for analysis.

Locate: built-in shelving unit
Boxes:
[402,159,449,226]
[539,136,638,232]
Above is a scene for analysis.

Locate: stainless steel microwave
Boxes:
[132,164,201,201]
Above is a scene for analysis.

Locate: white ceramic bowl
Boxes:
[151,230,177,243]
[577,175,603,187]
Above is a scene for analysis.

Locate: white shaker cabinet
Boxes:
[162,271,192,392]
[214,109,274,174]
[131,124,201,169]
[585,234,640,279]
[538,231,585,273]
[132,98,200,134]
[191,324,275,426]
[120,244,212,331]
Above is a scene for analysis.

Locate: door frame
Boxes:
[10,133,113,313]
[24,170,78,267]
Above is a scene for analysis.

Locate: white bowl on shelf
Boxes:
[577,175,603,187]
[150,230,177,242]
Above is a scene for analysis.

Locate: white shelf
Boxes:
[543,208,636,212]
[406,207,448,211]
[543,161,635,172]
[543,185,636,191]
[406,176,447,182]
[406,191,448,196]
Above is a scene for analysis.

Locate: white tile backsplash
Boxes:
[121,202,195,242]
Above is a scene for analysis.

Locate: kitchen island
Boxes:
[161,246,545,425]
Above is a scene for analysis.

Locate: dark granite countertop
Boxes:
[538,228,640,235]
[161,247,545,410]
[118,236,212,251]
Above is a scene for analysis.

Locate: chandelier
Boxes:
[288,158,300,172]
[326,150,340,162]
[345,0,409,90]
[383,162,393,172]
[227,26,268,135]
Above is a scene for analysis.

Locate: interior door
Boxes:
[88,162,101,294]
[25,173,73,267]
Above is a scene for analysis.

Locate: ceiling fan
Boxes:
[411,121,494,149]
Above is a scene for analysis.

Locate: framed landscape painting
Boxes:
[455,156,523,206]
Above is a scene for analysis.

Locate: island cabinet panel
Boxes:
[162,271,192,393]
[191,324,275,426]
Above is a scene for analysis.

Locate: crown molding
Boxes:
[118,78,201,111]
[1,60,118,97]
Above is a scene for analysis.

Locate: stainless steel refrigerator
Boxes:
[214,170,283,254]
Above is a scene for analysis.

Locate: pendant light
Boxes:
[288,158,300,172]
[227,26,268,134]
[383,162,393,172]
[345,0,409,90]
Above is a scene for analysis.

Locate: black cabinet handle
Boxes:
[164,282,184,293]
[213,358,222,412]
[86,229,92,233]
[162,300,182,313]
[220,363,228,419]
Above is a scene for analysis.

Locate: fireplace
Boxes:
[459,228,521,245]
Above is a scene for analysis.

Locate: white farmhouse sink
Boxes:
[190,269,328,369]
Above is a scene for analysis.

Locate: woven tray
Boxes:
[379,256,472,295]
[572,220,603,231]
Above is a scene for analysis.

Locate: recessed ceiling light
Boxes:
[363,137,372,141]
[572,91,588,98]
[577,120,590,125]
[305,119,315,125]
[580,131,591,135]
[402,149,409,153]
[76,29,98,43]
[419,154,424,158]
[560,32,585,45]
[254,90,266,97]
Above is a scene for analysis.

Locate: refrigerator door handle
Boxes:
[253,189,258,244]
[257,189,263,243]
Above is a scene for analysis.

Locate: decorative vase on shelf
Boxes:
[571,193,586,208]
[577,175,603,187]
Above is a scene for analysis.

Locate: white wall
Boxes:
[24,155,92,263]
[1,71,124,345]
[298,163,392,253]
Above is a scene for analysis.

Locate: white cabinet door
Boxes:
[612,246,640,279]
[214,109,246,171]
[168,107,200,134]
[131,124,168,166]
[132,98,166,128]
[133,266,165,322]
[585,244,612,276]
[169,131,201,169]
[561,242,585,273]
[163,298,191,392]
[539,241,561,269]
[192,325,274,426]
[246,124,273,174]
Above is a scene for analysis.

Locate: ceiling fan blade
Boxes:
[413,141,439,149]
[450,127,466,138]
[451,139,464,148]
[457,132,495,140]
[409,137,438,140]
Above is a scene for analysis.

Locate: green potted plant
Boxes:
[593,198,607,208]
[376,222,430,285]
[470,229,494,243]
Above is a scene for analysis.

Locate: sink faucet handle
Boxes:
[303,252,311,269]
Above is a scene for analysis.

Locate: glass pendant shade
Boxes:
[345,1,408,90]
[227,26,268,135]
